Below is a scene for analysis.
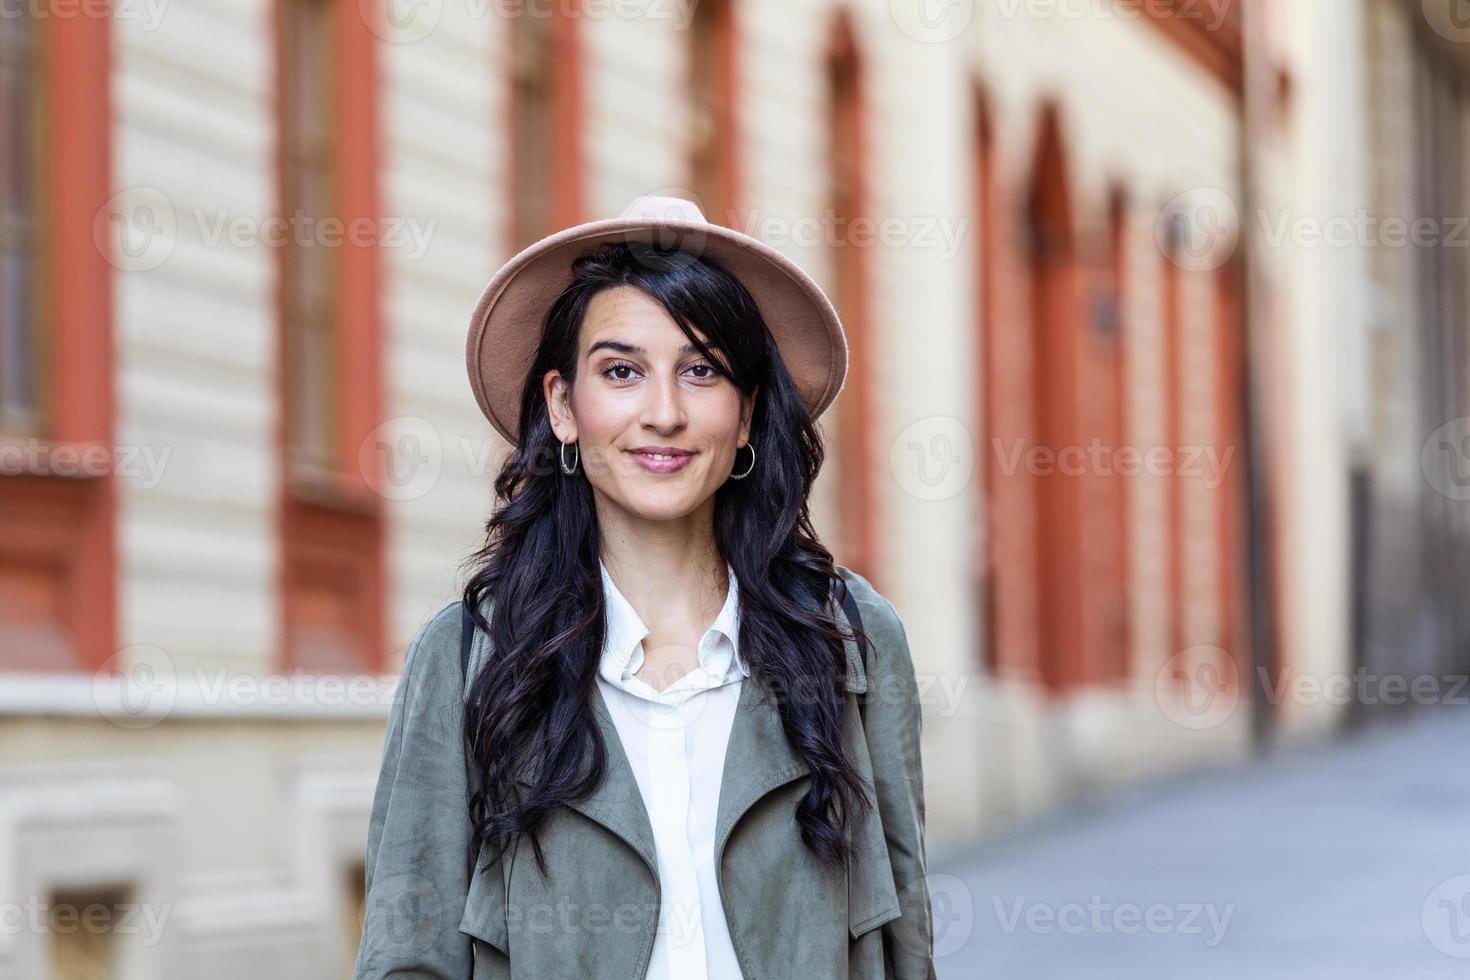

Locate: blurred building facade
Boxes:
[0,0,1466,976]
[1354,0,1470,704]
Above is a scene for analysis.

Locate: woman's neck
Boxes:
[597,508,727,627]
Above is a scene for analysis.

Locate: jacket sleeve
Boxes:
[843,569,939,980]
[352,600,487,979]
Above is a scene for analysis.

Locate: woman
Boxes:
[353,196,935,979]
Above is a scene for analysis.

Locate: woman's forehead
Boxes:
[582,288,711,353]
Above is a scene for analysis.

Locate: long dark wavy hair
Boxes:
[459,240,872,880]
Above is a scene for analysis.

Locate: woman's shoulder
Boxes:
[833,567,922,731]
[412,598,466,652]
[393,598,474,707]
[405,593,498,658]
[834,565,903,631]
[833,565,912,665]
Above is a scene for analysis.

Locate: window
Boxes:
[0,11,116,673]
[275,0,385,673]
[1160,213,1185,663]
[48,886,130,980]
[0,13,45,435]
[1026,106,1084,694]
[686,0,739,226]
[508,0,583,251]
[823,11,878,586]
[280,0,338,475]
[971,83,999,676]
[1212,257,1244,681]
[1100,188,1131,682]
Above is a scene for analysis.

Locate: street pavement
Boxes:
[929,706,1470,979]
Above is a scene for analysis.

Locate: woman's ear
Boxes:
[740,386,759,442]
[544,371,577,441]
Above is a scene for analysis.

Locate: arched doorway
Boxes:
[1027,106,1084,694]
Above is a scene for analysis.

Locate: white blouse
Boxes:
[595,558,748,980]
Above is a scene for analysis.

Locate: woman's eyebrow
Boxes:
[586,339,722,358]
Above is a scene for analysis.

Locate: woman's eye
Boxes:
[601,361,717,383]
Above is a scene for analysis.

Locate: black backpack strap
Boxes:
[834,572,865,654]
[833,571,869,706]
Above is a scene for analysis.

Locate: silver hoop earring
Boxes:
[729,441,755,480]
[560,440,580,475]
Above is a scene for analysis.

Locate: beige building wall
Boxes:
[1260,0,1368,739]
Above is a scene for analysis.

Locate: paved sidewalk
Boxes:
[930,707,1470,979]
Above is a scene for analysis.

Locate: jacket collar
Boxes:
[498,578,867,880]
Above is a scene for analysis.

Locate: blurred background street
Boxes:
[933,705,1470,979]
[3,0,1470,976]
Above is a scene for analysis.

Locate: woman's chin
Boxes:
[607,486,709,523]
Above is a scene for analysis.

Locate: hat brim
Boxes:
[466,215,849,445]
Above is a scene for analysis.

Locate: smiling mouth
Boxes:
[627,450,694,460]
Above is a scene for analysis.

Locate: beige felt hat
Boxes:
[466,194,849,445]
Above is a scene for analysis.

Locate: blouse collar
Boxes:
[598,558,749,684]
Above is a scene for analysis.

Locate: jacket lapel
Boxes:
[568,683,661,877]
[505,682,661,878]
[714,589,868,859]
[507,587,870,886]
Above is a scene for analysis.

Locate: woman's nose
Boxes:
[640,372,687,430]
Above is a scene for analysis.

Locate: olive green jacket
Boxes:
[351,566,936,979]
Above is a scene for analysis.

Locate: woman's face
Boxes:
[544,285,754,524]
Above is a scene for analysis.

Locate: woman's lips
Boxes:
[627,449,694,474]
